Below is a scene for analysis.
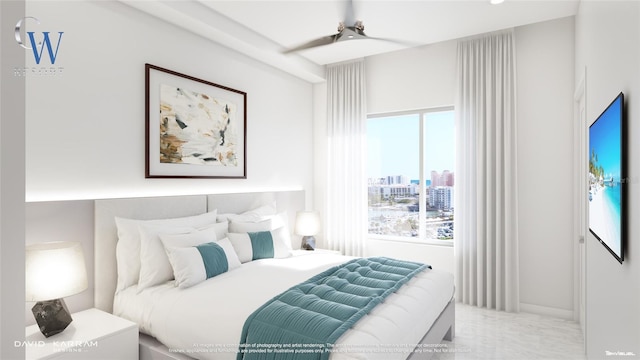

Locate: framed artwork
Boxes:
[145,64,247,178]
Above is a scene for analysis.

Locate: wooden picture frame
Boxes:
[145,64,247,178]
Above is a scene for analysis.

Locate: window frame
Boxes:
[367,106,455,247]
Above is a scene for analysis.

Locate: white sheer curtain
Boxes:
[324,59,367,257]
[454,31,519,312]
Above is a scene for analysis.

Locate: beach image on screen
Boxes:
[588,95,622,259]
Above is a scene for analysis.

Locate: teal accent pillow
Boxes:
[196,242,229,278]
[164,238,242,289]
[227,227,292,263]
[248,231,275,260]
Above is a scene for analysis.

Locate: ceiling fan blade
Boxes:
[362,35,420,48]
[282,0,418,54]
[282,34,339,54]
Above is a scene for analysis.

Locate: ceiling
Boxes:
[122,0,580,82]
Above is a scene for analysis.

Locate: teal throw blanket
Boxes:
[237,257,430,360]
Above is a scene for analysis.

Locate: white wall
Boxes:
[515,17,575,318]
[366,40,457,114]
[25,1,314,203]
[1,2,27,357]
[575,2,640,358]
[318,17,576,316]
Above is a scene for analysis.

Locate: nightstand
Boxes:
[25,308,138,360]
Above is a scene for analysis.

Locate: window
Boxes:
[367,108,455,243]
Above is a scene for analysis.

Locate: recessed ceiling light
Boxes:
[490,0,505,4]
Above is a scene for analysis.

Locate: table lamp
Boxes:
[295,211,321,250]
[25,241,88,337]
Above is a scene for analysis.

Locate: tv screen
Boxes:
[588,92,625,264]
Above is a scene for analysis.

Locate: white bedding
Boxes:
[114,252,454,360]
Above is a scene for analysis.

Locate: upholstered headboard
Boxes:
[94,191,304,313]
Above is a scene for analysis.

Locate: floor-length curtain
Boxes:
[325,59,367,257]
[454,31,519,312]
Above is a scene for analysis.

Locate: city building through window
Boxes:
[367,108,455,243]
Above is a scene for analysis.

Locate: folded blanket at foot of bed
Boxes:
[237,257,431,360]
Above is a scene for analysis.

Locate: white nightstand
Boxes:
[25,308,138,360]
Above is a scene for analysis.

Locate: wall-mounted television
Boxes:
[588,92,625,264]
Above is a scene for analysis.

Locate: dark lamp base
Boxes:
[301,235,316,250]
[32,298,73,338]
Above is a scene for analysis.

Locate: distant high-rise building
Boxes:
[430,170,454,187]
[368,183,418,199]
[368,175,417,200]
[428,186,454,210]
[386,175,409,185]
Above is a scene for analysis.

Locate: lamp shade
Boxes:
[26,241,88,302]
[294,211,321,236]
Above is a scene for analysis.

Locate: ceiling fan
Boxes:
[282,0,412,54]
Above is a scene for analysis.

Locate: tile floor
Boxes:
[430,303,586,360]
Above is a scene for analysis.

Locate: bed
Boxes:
[94,191,455,360]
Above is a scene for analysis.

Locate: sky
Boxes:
[367,110,455,180]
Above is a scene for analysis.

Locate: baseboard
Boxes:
[520,303,574,320]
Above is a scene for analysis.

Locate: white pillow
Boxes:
[201,221,228,241]
[114,210,217,292]
[217,203,277,223]
[228,212,291,249]
[137,224,197,292]
[227,226,292,263]
[228,217,272,233]
[165,238,241,289]
[139,225,224,292]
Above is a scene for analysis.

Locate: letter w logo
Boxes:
[27,31,63,64]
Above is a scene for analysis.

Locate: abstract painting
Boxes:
[159,84,238,166]
[146,64,246,178]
